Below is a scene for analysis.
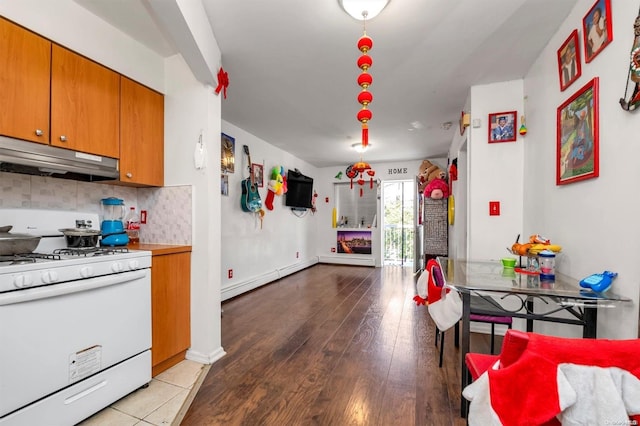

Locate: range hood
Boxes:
[0,136,119,182]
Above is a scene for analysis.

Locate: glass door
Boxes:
[382,180,414,267]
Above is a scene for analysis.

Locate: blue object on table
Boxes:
[579,271,618,292]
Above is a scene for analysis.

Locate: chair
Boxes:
[463,330,640,425]
[420,259,513,368]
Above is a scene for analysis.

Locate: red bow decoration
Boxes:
[413,295,427,306]
[214,67,229,99]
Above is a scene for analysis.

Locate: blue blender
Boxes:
[100,197,129,246]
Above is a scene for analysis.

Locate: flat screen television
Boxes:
[285,170,314,209]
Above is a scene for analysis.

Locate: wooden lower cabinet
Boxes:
[144,245,191,377]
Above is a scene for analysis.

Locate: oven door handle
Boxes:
[0,269,148,306]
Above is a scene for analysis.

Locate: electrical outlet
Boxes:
[331,247,336,253]
[140,210,147,224]
[296,251,299,258]
[228,269,233,279]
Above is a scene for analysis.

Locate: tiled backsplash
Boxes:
[0,172,192,245]
[138,186,193,245]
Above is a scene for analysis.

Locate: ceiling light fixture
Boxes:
[351,142,372,153]
[339,0,391,20]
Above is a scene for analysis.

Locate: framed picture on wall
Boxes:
[582,0,612,63]
[221,133,235,173]
[488,111,517,143]
[251,163,264,187]
[557,30,582,91]
[221,174,229,196]
[556,77,599,185]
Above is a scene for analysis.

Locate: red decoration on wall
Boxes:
[214,67,229,99]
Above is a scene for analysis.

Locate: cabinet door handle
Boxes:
[126,172,133,178]
[35,129,43,136]
[60,135,67,142]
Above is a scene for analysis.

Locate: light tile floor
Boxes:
[78,360,207,426]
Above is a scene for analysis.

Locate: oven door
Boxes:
[0,269,151,419]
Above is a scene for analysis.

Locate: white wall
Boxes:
[466,80,526,262]
[449,98,471,261]
[520,0,640,338]
[220,121,319,300]
[164,55,224,363]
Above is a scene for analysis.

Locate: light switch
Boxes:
[489,201,500,216]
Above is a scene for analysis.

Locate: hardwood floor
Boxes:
[181,264,498,426]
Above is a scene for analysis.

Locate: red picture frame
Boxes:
[582,0,612,63]
[556,77,599,185]
[488,111,517,143]
[557,30,582,92]
[251,163,264,187]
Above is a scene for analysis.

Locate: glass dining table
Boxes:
[436,257,632,417]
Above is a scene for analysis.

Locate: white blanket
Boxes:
[463,363,640,425]
[557,364,640,425]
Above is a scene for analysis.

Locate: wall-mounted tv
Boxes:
[285,169,314,209]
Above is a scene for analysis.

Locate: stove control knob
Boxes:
[41,271,59,284]
[127,260,139,270]
[111,262,124,273]
[80,266,94,278]
[14,274,33,288]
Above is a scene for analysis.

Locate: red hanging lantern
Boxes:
[358,35,373,53]
[357,108,371,147]
[357,72,372,88]
[357,109,372,123]
[357,55,372,71]
[357,91,373,106]
[345,161,376,197]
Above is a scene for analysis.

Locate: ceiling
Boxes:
[75,0,578,167]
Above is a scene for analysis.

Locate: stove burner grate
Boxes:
[54,247,129,257]
[21,253,62,261]
[0,255,37,265]
[0,253,62,265]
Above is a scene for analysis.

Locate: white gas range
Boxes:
[0,209,152,426]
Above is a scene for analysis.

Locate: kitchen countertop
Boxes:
[129,243,192,256]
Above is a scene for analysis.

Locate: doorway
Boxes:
[382,180,415,267]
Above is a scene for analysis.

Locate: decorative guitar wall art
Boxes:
[620,7,640,111]
[240,145,262,213]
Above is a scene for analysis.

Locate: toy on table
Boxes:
[579,271,618,292]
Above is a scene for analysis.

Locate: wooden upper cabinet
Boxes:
[0,17,51,144]
[120,77,164,187]
[51,44,120,158]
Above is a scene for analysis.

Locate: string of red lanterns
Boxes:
[346,15,376,197]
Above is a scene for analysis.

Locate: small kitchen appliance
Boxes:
[100,197,129,246]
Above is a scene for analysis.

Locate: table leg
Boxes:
[460,291,471,418]
[583,307,597,338]
[526,299,534,332]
